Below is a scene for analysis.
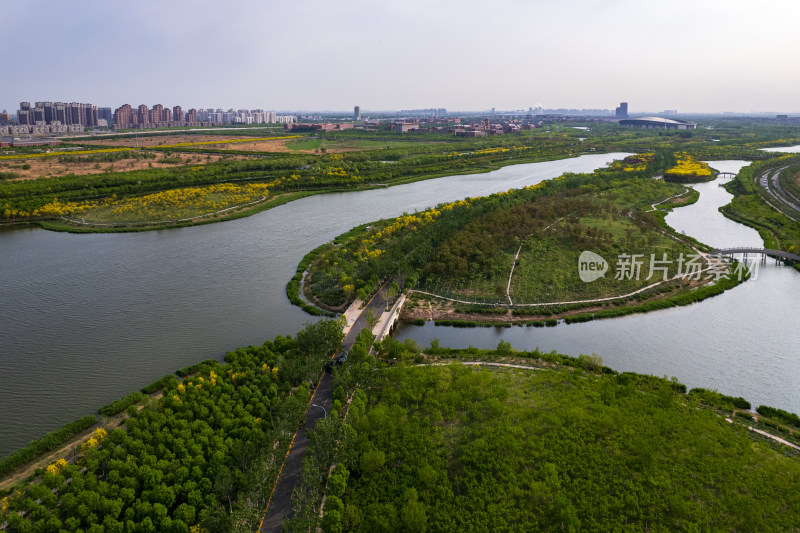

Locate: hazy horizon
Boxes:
[4,0,800,115]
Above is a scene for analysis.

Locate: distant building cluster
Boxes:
[112,104,295,130]
[17,101,99,127]
[0,123,84,136]
[112,104,190,129]
[285,122,353,132]
[386,117,531,136]
[619,116,697,130]
[4,101,99,135]
[0,137,62,148]
[400,108,448,117]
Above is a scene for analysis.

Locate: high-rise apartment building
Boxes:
[113,104,137,128]
[354,105,361,121]
[173,106,183,123]
[14,100,98,128]
[615,102,628,119]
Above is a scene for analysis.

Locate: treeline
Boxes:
[0,416,97,477]
[757,405,800,428]
[689,388,751,410]
[98,392,144,417]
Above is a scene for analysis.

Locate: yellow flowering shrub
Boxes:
[45,458,68,475]
[665,152,712,179]
[0,148,133,160]
[154,135,301,150]
[75,183,269,223]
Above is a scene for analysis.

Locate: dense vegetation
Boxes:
[3,119,798,230]
[298,349,800,532]
[663,152,714,182]
[0,417,98,478]
[722,156,800,257]
[0,320,344,532]
[300,150,733,321]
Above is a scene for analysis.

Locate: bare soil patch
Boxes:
[0,152,250,180]
[401,280,707,324]
[78,135,303,153]
[79,134,267,148]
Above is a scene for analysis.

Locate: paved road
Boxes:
[259,284,389,532]
[758,167,800,222]
[259,373,333,532]
[343,287,389,351]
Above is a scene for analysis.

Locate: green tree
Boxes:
[400,488,427,533]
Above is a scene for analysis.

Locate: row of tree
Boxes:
[0,319,344,532]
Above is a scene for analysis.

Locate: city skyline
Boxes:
[4,0,800,114]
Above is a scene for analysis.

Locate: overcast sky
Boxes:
[3,0,800,114]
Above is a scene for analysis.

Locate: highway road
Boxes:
[758,166,800,222]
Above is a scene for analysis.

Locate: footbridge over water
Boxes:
[711,247,800,263]
[717,172,736,179]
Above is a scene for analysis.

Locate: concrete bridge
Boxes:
[717,171,736,179]
[711,247,800,263]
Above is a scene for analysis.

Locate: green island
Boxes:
[5,119,800,531]
[296,150,749,325]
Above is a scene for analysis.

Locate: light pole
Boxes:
[311,403,327,419]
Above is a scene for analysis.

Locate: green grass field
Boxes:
[508,215,694,303]
[336,363,800,532]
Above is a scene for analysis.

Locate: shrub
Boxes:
[0,415,97,476]
[757,405,800,428]
[141,374,178,394]
[99,391,144,416]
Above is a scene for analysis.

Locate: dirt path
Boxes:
[0,393,162,490]
[748,426,800,451]
[422,361,542,371]
[646,188,690,212]
[505,210,577,305]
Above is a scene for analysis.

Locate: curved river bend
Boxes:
[0,153,627,457]
[396,160,800,416]
[2,155,798,457]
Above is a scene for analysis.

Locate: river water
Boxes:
[3,154,798,458]
[0,153,628,458]
[396,159,800,414]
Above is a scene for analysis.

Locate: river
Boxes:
[0,152,627,458]
[396,159,800,415]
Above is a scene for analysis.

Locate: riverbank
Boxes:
[3,152,641,459]
[0,138,589,234]
[34,190,324,233]
[720,157,800,271]
[294,152,749,327]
